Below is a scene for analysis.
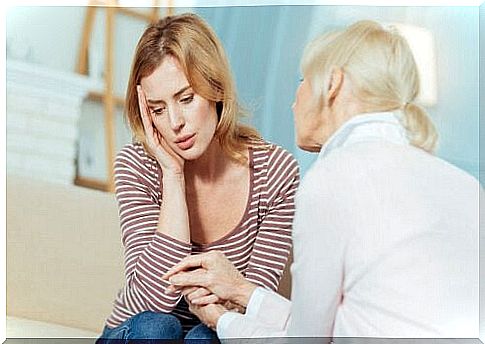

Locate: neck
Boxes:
[184,139,228,183]
[315,98,365,148]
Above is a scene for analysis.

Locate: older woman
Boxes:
[165,20,479,338]
[96,13,299,342]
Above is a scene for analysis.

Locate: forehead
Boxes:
[140,56,190,99]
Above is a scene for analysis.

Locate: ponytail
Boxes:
[402,102,438,153]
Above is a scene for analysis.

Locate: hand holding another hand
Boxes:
[164,251,257,308]
[187,301,228,331]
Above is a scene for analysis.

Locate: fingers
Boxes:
[184,287,220,305]
[191,294,220,306]
[181,286,199,296]
[184,287,220,306]
[137,85,154,140]
[167,269,208,290]
[164,251,227,280]
[184,287,210,299]
[163,255,206,280]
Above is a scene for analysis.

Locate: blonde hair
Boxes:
[301,20,438,153]
[125,13,261,163]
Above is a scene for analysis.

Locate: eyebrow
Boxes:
[146,85,192,105]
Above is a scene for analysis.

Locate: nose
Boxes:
[168,107,185,132]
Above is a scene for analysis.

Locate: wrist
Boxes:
[209,305,228,331]
[233,280,257,308]
[212,308,228,331]
[161,173,186,191]
[162,171,185,181]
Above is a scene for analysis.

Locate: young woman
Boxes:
[166,20,479,339]
[96,13,299,342]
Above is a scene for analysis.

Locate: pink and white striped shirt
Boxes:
[105,141,300,331]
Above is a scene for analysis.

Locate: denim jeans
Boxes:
[95,311,219,343]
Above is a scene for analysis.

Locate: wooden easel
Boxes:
[75,0,173,192]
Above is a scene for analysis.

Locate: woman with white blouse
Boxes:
[164,20,480,339]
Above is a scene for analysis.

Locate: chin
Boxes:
[296,139,321,153]
[178,149,203,161]
[175,142,209,160]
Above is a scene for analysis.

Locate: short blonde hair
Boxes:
[125,13,261,163]
[301,20,438,153]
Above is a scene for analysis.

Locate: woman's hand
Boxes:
[163,251,257,307]
[137,85,184,176]
[182,286,221,306]
[187,301,228,331]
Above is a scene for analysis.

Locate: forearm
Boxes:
[231,279,258,308]
[157,173,190,243]
[124,231,192,311]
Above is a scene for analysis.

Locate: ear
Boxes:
[325,67,344,107]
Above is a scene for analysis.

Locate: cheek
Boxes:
[152,116,170,136]
[200,102,218,130]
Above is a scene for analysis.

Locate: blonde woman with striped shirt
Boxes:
[96,13,299,343]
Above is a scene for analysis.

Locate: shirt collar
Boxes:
[318,111,409,160]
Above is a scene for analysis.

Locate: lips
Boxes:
[175,133,196,150]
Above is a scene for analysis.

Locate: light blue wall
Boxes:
[195,5,480,180]
[195,6,313,149]
[6,5,480,181]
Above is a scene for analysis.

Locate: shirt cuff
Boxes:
[245,286,267,318]
[243,286,291,331]
[216,311,244,339]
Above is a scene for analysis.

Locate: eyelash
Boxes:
[151,95,194,116]
[152,107,166,116]
[180,94,194,104]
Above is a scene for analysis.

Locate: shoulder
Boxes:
[115,142,158,179]
[251,142,300,200]
[251,141,300,178]
[299,142,381,203]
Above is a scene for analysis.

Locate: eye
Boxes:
[151,107,166,116]
[180,94,194,104]
[299,77,304,83]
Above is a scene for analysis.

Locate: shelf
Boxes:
[87,90,125,108]
[76,1,167,192]
[74,176,111,192]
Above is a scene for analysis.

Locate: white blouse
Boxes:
[217,111,480,339]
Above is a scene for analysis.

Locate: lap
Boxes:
[96,311,183,342]
[96,312,219,343]
[185,323,219,342]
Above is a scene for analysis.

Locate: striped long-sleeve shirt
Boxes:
[105,141,300,331]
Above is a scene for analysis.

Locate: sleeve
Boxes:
[245,287,291,329]
[217,287,290,338]
[114,145,192,313]
[244,147,300,291]
[286,159,347,337]
[217,312,286,339]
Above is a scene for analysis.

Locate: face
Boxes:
[292,78,326,152]
[140,55,218,160]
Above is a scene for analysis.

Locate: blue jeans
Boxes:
[96,311,219,343]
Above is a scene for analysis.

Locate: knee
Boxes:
[129,311,183,339]
[185,323,218,340]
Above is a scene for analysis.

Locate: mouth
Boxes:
[175,133,196,150]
